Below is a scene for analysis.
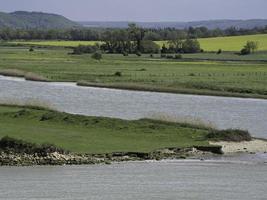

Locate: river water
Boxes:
[0,75,266,138]
[0,76,267,199]
[0,158,267,200]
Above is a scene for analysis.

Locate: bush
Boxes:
[0,136,66,155]
[161,54,166,58]
[206,129,252,142]
[216,49,222,54]
[122,51,128,56]
[72,45,99,55]
[91,51,102,61]
[166,55,174,59]
[114,71,122,77]
[174,54,182,59]
[136,52,142,57]
[240,47,251,55]
[150,54,154,58]
[29,47,34,52]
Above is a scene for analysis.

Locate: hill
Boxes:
[80,19,267,30]
[0,11,80,29]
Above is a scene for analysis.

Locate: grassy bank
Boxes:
[0,47,267,98]
[0,105,216,154]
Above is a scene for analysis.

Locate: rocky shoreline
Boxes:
[0,146,222,166]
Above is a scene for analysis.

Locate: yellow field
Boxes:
[157,34,267,51]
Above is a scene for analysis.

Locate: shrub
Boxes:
[206,129,252,142]
[217,49,222,54]
[114,71,122,77]
[189,73,196,76]
[122,51,128,56]
[161,54,166,58]
[136,52,142,57]
[72,45,99,55]
[166,55,174,59]
[174,54,182,59]
[91,51,102,61]
[0,136,66,155]
[240,47,251,55]
[29,47,34,52]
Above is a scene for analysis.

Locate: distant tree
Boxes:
[182,38,201,53]
[161,44,168,54]
[140,40,160,53]
[128,23,145,52]
[240,41,259,55]
[246,41,259,53]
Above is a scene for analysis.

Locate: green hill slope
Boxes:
[0,11,80,29]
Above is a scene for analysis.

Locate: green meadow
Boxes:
[0,47,267,98]
[0,105,210,154]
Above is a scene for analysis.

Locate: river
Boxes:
[0,75,266,138]
[0,76,267,199]
[0,158,267,200]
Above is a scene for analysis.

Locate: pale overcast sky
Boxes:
[1,0,267,22]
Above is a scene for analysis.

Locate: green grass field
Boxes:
[8,34,267,51]
[0,105,210,154]
[0,47,266,98]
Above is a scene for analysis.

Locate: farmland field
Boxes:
[7,33,267,51]
[0,46,267,98]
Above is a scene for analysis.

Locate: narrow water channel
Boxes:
[0,75,266,138]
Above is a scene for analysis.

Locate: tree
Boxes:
[182,38,201,53]
[240,41,259,55]
[128,23,145,52]
[161,44,168,54]
[167,31,184,53]
[245,41,259,53]
[140,40,160,54]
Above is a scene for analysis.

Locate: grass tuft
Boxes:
[206,129,252,142]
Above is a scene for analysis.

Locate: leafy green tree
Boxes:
[128,23,145,52]
[182,38,201,53]
[240,41,259,55]
[140,40,160,53]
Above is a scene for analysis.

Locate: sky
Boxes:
[1,0,267,22]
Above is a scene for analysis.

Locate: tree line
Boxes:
[71,24,201,54]
[1,25,267,41]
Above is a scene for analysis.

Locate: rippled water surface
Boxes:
[0,76,266,138]
[0,159,267,200]
[1,76,267,199]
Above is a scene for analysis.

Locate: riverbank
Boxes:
[0,46,267,99]
[0,145,222,166]
[210,139,267,154]
[0,104,262,166]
